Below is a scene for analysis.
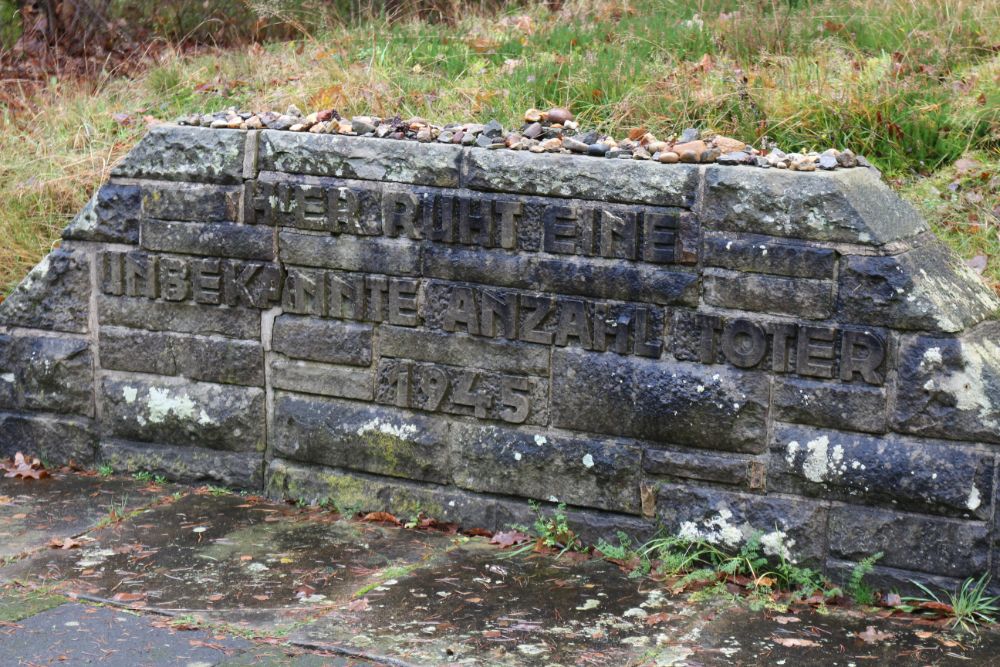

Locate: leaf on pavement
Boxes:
[361,511,401,526]
[771,636,820,647]
[857,625,894,643]
[490,530,531,547]
[49,537,83,550]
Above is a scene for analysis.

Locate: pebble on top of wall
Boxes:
[2,122,999,589]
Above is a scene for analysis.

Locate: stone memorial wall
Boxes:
[2,124,999,587]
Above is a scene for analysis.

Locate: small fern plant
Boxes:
[848,552,884,606]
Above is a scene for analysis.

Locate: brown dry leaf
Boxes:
[490,530,531,547]
[645,612,675,626]
[252,594,270,601]
[2,452,49,480]
[627,127,647,141]
[858,625,894,643]
[773,615,801,625]
[49,537,83,550]
[111,592,146,603]
[207,593,224,603]
[0,496,11,504]
[914,630,934,639]
[346,597,370,612]
[771,636,820,647]
[361,511,401,526]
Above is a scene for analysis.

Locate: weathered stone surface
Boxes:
[260,132,462,187]
[273,392,450,484]
[380,325,550,376]
[141,220,274,260]
[99,326,263,386]
[0,335,93,416]
[111,126,245,184]
[0,412,95,465]
[702,165,927,245]
[703,268,833,319]
[772,376,888,434]
[97,295,261,339]
[702,232,836,279]
[643,448,755,487]
[836,241,999,333]
[98,439,263,489]
[770,423,993,519]
[826,559,962,597]
[270,315,371,366]
[424,245,698,306]
[461,149,699,207]
[450,423,642,514]
[656,483,828,564]
[892,323,1000,444]
[270,357,373,400]
[140,182,242,222]
[0,247,90,334]
[828,505,989,578]
[100,376,265,452]
[62,182,140,244]
[279,231,420,275]
[552,349,770,453]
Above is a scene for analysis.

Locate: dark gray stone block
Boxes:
[702,232,836,279]
[702,165,927,245]
[379,325,550,376]
[892,324,1000,444]
[272,392,451,484]
[772,376,888,434]
[99,326,263,386]
[0,335,93,416]
[0,412,95,466]
[836,241,1000,333]
[97,295,261,339]
[99,438,264,490]
[643,448,755,487]
[461,148,699,207]
[770,423,993,519]
[111,125,245,184]
[100,375,265,452]
[62,181,140,244]
[828,505,988,578]
[279,230,420,275]
[270,357,373,400]
[655,483,828,564]
[271,315,372,366]
[260,132,462,187]
[551,349,770,453]
[141,220,274,260]
[0,247,91,334]
[703,268,833,320]
[450,423,642,514]
[140,182,242,222]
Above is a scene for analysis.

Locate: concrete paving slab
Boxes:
[0,601,250,666]
[292,540,707,666]
[0,472,173,563]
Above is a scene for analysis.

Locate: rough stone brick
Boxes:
[0,246,91,334]
[891,323,1000,444]
[100,375,265,452]
[140,182,242,222]
[0,412,95,466]
[769,423,993,519]
[272,392,450,484]
[379,325,550,376]
[99,326,263,386]
[271,315,372,366]
[423,245,698,307]
[279,230,420,275]
[62,182,141,244]
[461,148,699,207]
[772,376,888,434]
[551,349,770,453]
[450,423,642,514]
[260,132,462,187]
[643,448,754,487]
[702,232,836,279]
[270,357,374,401]
[111,126,245,184]
[703,268,833,320]
[141,220,274,260]
[97,295,261,339]
[701,165,927,245]
[98,439,263,490]
[0,335,93,416]
[828,505,989,578]
[836,242,1000,333]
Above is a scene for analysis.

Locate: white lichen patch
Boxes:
[0,373,14,383]
[534,434,547,446]
[122,386,138,404]
[576,598,601,611]
[356,417,417,440]
[967,485,982,511]
[932,339,1000,432]
[922,346,943,367]
[146,387,197,424]
[678,508,743,548]
[623,607,648,619]
[582,453,595,468]
[513,452,522,461]
[760,529,796,562]
[793,435,846,483]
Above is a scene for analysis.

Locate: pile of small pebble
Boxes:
[177,105,871,171]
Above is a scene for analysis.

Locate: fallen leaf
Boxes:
[207,593,224,603]
[771,636,820,647]
[483,629,502,638]
[0,496,12,504]
[463,527,493,538]
[884,592,902,606]
[111,592,146,603]
[858,625,894,643]
[361,511,401,526]
[49,537,83,550]
[645,612,674,625]
[914,630,934,639]
[773,615,801,625]
[490,530,531,547]
[252,594,270,601]
[346,597,370,612]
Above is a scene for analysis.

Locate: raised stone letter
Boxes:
[642,212,677,263]
[382,191,421,239]
[769,323,797,373]
[328,272,366,320]
[330,187,363,234]
[459,196,494,247]
[443,286,479,335]
[697,314,723,363]
[554,298,592,349]
[519,295,554,345]
[159,257,190,302]
[721,319,767,368]
[391,360,412,408]
[600,210,637,260]
[480,290,517,339]
[365,275,389,322]
[494,201,522,250]
[500,375,530,424]
[224,261,281,308]
[796,325,835,378]
[125,252,158,299]
[632,307,663,358]
[592,303,630,355]
[100,251,124,295]
[283,268,326,316]
[192,258,221,305]
[543,206,579,255]
[388,278,419,327]
[840,329,886,385]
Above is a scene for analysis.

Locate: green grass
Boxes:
[1,0,997,292]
